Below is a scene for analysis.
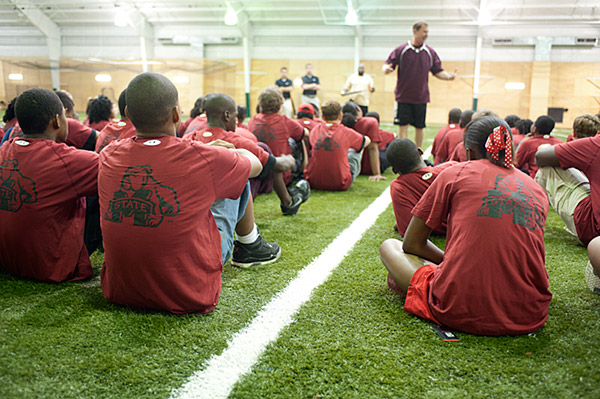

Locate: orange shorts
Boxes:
[404,264,441,325]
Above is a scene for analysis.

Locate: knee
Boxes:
[379,238,403,259]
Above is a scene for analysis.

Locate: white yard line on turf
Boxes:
[422,143,433,161]
[171,186,392,399]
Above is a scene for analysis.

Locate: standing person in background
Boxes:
[301,63,321,108]
[382,21,456,148]
[275,67,294,118]
[342,64,375,115]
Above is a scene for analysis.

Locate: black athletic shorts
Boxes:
[395,102,427,128]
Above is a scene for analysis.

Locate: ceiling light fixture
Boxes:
[95,74,112,82]
[8,73,23,80]
[114,8,130,27]
[224,4,238,26]
[345,0,358,26]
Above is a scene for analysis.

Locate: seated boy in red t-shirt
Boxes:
[387,138,455,237]
[99,73,266,314]
[96,89,136,153]
[431,108,461,163]
[248,86,310,215]
[364,111,395,173]
[0,88,99,282]
[305,100,370,191]
[516,115,562,178]
[435,109,474,164]
[535,113,600,243]
[380,116,551,336]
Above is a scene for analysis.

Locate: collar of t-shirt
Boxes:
[406,40,426,53]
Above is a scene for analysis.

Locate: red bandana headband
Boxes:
[485,125,513,168]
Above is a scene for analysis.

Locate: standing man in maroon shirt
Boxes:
[382,21,456,149]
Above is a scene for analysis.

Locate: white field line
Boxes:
[553,132,568,138]
[422,143,433,161]
[171,186,392,399]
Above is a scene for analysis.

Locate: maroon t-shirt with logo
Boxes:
[354,117,381,176]
[0,138,98,282]
[96,119,136,153]
[305,123,365,191]
[184,115,208,136]
[412,159,551,335]
[432,123,458,164]
[385,41,443,104]
[99,135,251,314]
[516,135,563,178]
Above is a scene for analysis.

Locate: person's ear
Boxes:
[51,114,60,130]
[417,147,424,156]
[125,106,131,120]
[172,106,181,124]
[572,129,578,140]
[465,147,471,161]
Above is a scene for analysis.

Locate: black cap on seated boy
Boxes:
[0,88,99,282]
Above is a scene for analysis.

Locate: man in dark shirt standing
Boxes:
[382,21,456,148]
[301,63,321,109]
[275,67,294,118]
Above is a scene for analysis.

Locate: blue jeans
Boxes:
[210,182,251,265]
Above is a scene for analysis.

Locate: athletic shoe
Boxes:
[231,235,281,268]
[280,191,304,216]
[585,261,600,295]
[292,179,310,203]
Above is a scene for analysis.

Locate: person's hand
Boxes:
[208,139,235,149]
[369,174,387,181]
[382,64,394,74]
[448,67,458,80]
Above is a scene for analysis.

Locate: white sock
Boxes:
[237,224,259,244]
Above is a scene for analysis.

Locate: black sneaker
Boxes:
[280,191,303,216]
[289,179,310,203]
[231,235,281,268]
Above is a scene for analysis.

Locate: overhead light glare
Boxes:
[345,2,358,26]
[224,6,238,26]
[114,9,130,27]
[505,82,525,90]
[95,74,112,82]
[9,73,23,80]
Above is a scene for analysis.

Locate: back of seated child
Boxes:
[380,116,551,336]
[0,88,99,282]
[516,115,561,178]
[86,95,114,131]
[305,100,369,191]
[431,108,461,163]
[435,109,473,164]
[96,89,136,153]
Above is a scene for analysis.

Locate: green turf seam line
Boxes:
[171,187,392,399]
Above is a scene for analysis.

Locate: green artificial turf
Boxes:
[1,125,599,399]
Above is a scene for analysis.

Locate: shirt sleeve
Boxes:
[385,47,399,67]
[554,137,600,174]
[344,76,352,92]
[348,129,366,151]
[66,119,96,150]
[59,145,100,197]
[201,144,252,201]
[412,167,456,232]
[286,117,305,141]
[228,133,270,167]
[429,47,444,75]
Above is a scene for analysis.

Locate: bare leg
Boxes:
[588,237,600,277]
[398,124,409,139]
[235,191,255,236]
[415,127,425,149]
[379,238,424,293]
[274,172,291,206]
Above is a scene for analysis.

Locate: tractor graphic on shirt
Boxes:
[252,121,276,143]
[0,159,37,212]
[314,131,341,152]
[476,174,545,231]
[104,165,180,227]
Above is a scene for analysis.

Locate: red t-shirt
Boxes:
[567,133,574,142]
[390,162,456,236]
[516,135,563,178]
[177,117,193,137]
[554,135,600,245]
[99,135,251,314]
[378,129,395,151]
[412,159,551,335]
[248,113,304,183]
[95,119,136,153]
[184,126,270,167]
[3,118,17,131]
[305,123,365,191]
[436,127,464,164]
[448,141,467,162]
[298,118,323,133]
[0,138,98,282]
[235,127,258,143]
[88,119,110,132]
[432,123,458,164]
[354,117,381,175]
[184,115,208,136]
[237,121,249,130]
[9,119,95,151]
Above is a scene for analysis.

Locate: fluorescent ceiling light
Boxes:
[172,76,190,84]
[8,73,23,80]
[345,2,358,26]
[114,9,130,27]
[505,82,525,90]
[224,6,237,26]
[95,74,112,82]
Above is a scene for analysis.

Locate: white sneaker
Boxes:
[585,261,600,295]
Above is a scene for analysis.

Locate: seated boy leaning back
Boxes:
[98,72,262,314]
[0,88,99,282]
[380,116,552,336]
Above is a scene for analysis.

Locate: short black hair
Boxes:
[55,91,74,112]
[190,96,205,118]
[88,95,113,124]
[464,116,513,168]
[204,93,236,123]
[237,104,246,123]
[3,97,17,123]
[126,72,179,130]
[386,138,422,174]
[342,101,358,116]
[365,111,380,123]
[448,108,461,124]
[459,109,474,128]
[516,118,533,135]
[297,112,313,119]
[15,88,64,135]
[341,112,357,129]
[117,89,127,118]
[504,114,520,128]
[534,115,555,135]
